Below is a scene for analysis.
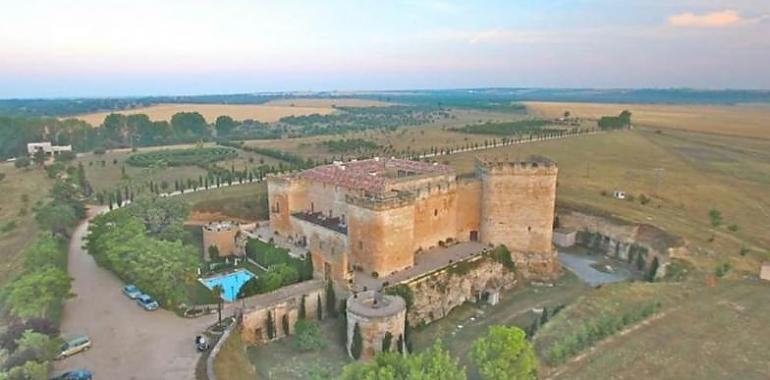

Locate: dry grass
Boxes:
[73,103,337,126]
[549,280,770,380]
[525,101,770,139]
[445,129,770,275]
[213,328,257,380]
[0,164,54,285]
[264,97,396,108]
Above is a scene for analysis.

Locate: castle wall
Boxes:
[399,253,516,325]
[454,180,482,241]
[305,181,350,220]
[411,183,458,251]
[291,217,350,282]
[348,203,415,277]
[267,177,308,236]
[479,162,558,256]
[240,280,325,344]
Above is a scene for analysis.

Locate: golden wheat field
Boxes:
[74,103,337,126]
[263,97,395,108]
[525,101,770,139]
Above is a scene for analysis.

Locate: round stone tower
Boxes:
[477,156,559,276]
[346,290,406,361]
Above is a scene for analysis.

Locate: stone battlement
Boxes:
[476,155,557,175]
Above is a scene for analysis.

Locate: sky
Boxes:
[1,0,769,98]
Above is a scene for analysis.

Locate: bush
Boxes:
[728,224,739,232]
[638,194,651,205]
[708,209,723,227]
[294,320,325,351]
[55,151,76,162]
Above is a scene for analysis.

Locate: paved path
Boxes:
[54,209,219,380]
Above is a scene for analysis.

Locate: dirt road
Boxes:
[54,212,219,380]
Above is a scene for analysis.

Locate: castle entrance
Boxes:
[470,230,479,241]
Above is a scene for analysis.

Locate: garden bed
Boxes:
[126,147,238,167]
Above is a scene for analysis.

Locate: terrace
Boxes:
[291,211,348,235]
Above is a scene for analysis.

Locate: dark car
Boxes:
[50,369,93,380]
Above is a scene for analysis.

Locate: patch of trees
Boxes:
[125,147,238,167]
[279,106,446,137]
[543,301,661,365]
[85,198,198,308]
[320,138,381,153]
[597,110,632,130]
[472,326,538,380]
[338,341,466,380]
[450,119,562,136]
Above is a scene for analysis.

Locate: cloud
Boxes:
[668,9,750,28]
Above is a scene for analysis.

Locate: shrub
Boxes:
[728,224,739,232]
[55,151,76,162]
[739,246,750,256]
[350,323,363,359]
[294,320,325,351]
[708,209,723,227]
[14,157,31,168]
[385,284,414,310]
[714,262,732,278]
[638,194,651,205]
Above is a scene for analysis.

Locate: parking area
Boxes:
[54,214,219,380]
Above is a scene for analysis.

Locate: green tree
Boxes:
[35,204,76,237]
[316,294,323,320]
[708,209,723,227]
[215,115,238,136]
[4,266,72,319]
[16,330,58,362]
[471,326,538,380]
[282,314,290,336]
[6,359,49,380]
[294,320,325,351]
[171,112,209,136]
[213,284,224,324]
[32,149,47,166]
[382,331,393,353]
[14,156,31,168]
[326,280,337,318]
[350,322,363,360]
[208,245,220,261]
[299,294,307,320]
[266,311,276,340]
[23,236,65,270]
[339,340,466,380]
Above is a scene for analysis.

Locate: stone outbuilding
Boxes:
[346,290,406,361]
[761,262,770,281]
[552,228,577,248]
[202,221,244,260]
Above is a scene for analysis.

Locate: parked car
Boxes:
[136,293,159,311]
[57,336,91,360]
[50,369,93,380]
[122,284,142,299]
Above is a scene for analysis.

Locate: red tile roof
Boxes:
[299,158,454,193]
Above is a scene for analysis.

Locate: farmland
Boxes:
[74,102,337,125]
[525,101,770,139]
[264,97,396,108]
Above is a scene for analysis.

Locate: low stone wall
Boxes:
[240,280,325,344]
[558,208,686,278]
[397,253,517,325]
[206,321,237,380]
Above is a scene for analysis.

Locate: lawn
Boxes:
[0,163,54,286]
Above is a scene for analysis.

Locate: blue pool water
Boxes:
[199,269,256,302]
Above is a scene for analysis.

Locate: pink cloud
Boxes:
[668,10,743,28]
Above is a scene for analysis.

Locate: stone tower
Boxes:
[346,291,406,361]
[477,156,559,277]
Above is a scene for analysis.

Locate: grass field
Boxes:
[263,97,396,108]
[74,103,337,126]
[525,102,770,139]
[445,129,770,275]
[181,182,267,222]
[548,280,770,380]
[0,163,53,285]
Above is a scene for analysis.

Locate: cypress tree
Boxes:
[282,314,290,336]
[396,334,404,354]
[350,323,363,360]
[316,294,323,320]
[299,294,306,320]
[326,280,337,318]
[382,331,393,353]
[266,311,275,340]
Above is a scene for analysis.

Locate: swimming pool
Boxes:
[199,269,256,302]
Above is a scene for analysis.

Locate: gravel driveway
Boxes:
[54,210,219,380]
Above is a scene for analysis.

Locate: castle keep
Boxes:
[267,156,559,286]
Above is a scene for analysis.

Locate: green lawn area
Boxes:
[181,181,267,222]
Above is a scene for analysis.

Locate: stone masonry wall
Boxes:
[240,280,325,344]
[401,254,517,325]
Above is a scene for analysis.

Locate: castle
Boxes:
[267,156,559,287]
